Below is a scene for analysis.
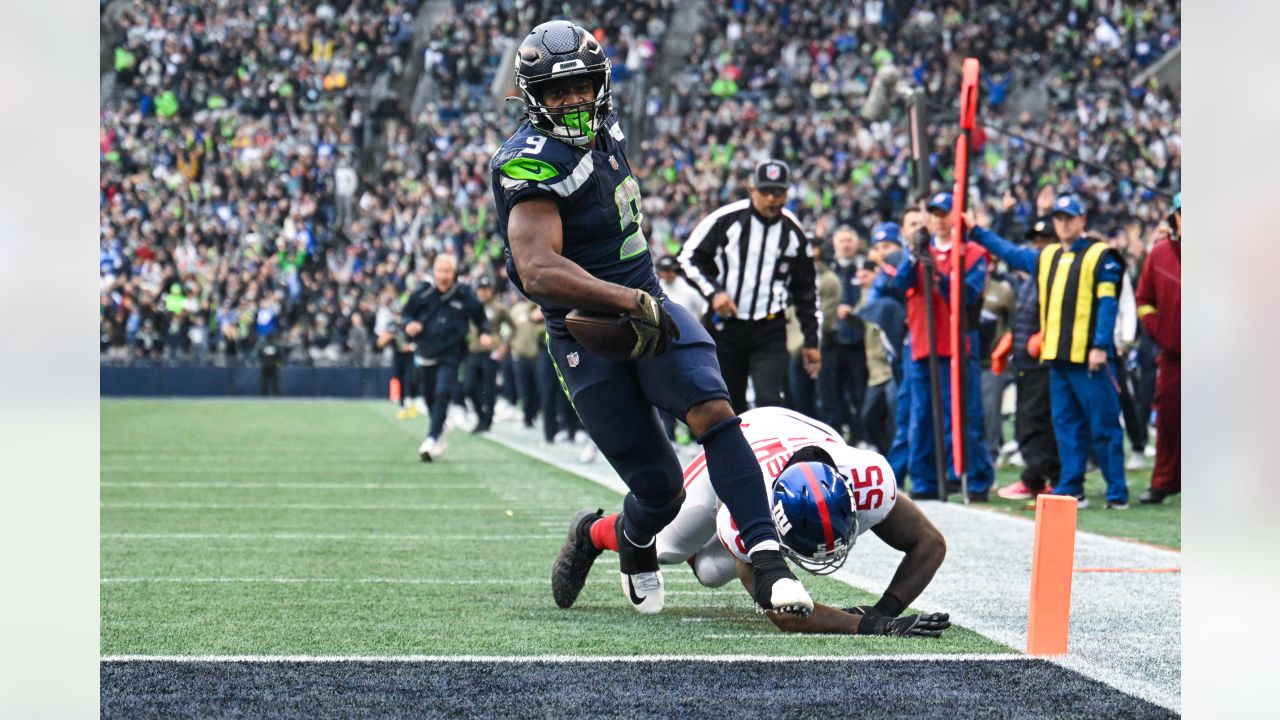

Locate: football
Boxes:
[564,310,638,361]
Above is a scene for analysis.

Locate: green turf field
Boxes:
[101,399,1008,657]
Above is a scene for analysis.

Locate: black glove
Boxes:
[857,612,951,637]
[629,290,680,358]
[911,227,932,257]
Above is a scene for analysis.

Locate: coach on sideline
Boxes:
[404,254,491,462]
[678,159,821,412]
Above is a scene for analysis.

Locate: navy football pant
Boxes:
[416,353,462,441]
[548,301,777,550]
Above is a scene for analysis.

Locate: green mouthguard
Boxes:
[563,110,595,140]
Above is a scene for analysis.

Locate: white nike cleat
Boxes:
[760,576,814,616]
[616,515,664,614]
[431,436,447,460]
[750,549,814,617]
[620,570,665,615]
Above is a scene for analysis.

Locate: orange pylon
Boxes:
[1026,494,1078,656]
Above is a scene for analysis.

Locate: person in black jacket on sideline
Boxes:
[404,253,491,461]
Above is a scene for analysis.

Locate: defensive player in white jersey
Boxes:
[553,406,952,636]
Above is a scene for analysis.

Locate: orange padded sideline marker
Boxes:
[390,377,402,404]
[1026,494,1078,656]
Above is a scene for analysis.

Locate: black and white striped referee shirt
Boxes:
[677,199,820,348]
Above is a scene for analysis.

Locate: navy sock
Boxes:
[698,416,778,552]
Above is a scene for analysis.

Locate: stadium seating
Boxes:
[99,0,1179,365]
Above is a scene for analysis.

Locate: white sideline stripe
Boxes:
[102,533,558,541]
[702,633,923,640]
[102,576,708,586]
[101,466,430,471]
[100,653,1024,663]
[102,578,548,585]
[101,482,484,490]
[102,502,529,511]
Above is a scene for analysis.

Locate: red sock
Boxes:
[589,512,620,552]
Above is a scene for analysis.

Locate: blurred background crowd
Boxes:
[99,1,1179,452]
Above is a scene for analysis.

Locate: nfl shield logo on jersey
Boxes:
[609,155,619,170]
[567,352,580,368]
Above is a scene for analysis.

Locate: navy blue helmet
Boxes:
[513,20,612,147]
[771,449,858,575]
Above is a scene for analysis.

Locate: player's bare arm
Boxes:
[861,496,947,614]
[507,198,641,316]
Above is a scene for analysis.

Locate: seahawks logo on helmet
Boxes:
[513,20,613,147]
[770,446,858,575]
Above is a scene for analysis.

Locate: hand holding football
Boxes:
[564,310,639,361]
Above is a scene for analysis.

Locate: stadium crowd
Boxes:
[99,1,1180,484]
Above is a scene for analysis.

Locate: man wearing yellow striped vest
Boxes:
[966,195,1129,509]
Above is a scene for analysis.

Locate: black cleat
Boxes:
[552,509,604,609]
[1139,487,1167,505]
[616,514,664,614]
[750,549,813,617]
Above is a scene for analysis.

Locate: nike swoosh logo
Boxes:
[626,576,645,606]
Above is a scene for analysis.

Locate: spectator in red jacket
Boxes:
[1135,193,1181,504]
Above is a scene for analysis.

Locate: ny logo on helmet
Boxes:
[771,501,792,535]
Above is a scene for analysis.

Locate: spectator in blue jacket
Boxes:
[891,193,995,502]
[404,254,491,462]
[867,209,922,488]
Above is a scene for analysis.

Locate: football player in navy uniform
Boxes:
[552,407,952,636]
[492,20,812,617]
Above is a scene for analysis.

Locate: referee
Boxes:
[678,159,821,413]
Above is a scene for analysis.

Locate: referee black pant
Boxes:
[706,315,788,414]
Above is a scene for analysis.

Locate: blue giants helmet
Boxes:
[771,448,858,575]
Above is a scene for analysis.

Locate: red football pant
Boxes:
[1152,354,1180,494]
